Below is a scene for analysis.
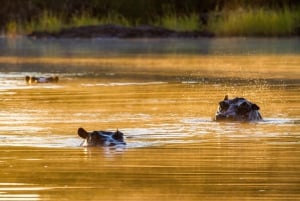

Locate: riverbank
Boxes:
[5,7,300,38]
[27,24,214,39]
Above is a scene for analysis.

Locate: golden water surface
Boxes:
[0,38,299,201]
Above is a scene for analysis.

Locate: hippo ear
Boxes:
[113,129,124,140]
[115,129,122,136]
[224,95,228,100]
[251,104,260,110]
[78,127,89,139]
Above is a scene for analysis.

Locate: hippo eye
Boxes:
[237,102,251,114]
[91,132,101,141]
[219,101,229,111]
[240,102,250,108]
[252,104,260,110]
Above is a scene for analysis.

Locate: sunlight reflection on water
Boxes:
[0,73,298,154]
[0,38,299,200]
[0,183,46,201]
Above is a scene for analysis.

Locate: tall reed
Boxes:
[6,11,65,36]
[26,11,65,33]
[71,13,101,27]
[208,7,300,36]
[153,13,202,31]
[5,11,132,36]
[71,12,131,27]
[4,7,300,37]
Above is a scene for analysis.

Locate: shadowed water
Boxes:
[0,37,299,201]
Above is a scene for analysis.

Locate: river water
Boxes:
[0,37,299,201]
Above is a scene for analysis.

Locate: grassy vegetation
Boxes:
[208,7,300,36]
[153,12,202,31]
[71,12,132,27]
[4,6,300,37]
[5,11,133,36]
[5,11,201,36]
[70,13,101,27]
[6,12,65,35]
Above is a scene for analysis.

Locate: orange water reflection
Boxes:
[0,53,299,200]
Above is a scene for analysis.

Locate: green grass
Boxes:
[6,11,65,35]
[153,12,202,31]
[71,13,101,27]
[5,11,132,36]
[4,7,300,37]
[5,21,18,36]
[71,11,132,27]
[208,7,300,36]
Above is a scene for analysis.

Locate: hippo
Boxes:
[78,127,126,147]
[25,76,59,84]
[215,95,262,122]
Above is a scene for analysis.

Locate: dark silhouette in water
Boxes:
[215,95,262,122]
[28,24,214,39]
[25,76,59,84]
[78,127,126,146]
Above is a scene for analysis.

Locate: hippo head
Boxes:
[78,127,126,146]
[25,76,30,83]
[215,95,262,122]
[25,76,59,83]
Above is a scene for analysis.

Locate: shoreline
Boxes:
[27,24,215,39]
[26,24,300,39]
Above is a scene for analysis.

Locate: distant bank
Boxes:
[28,23,300,39]
[4,7,300,38]
[27,24,215,39]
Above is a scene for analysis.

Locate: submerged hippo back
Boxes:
[215,96,262,122]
